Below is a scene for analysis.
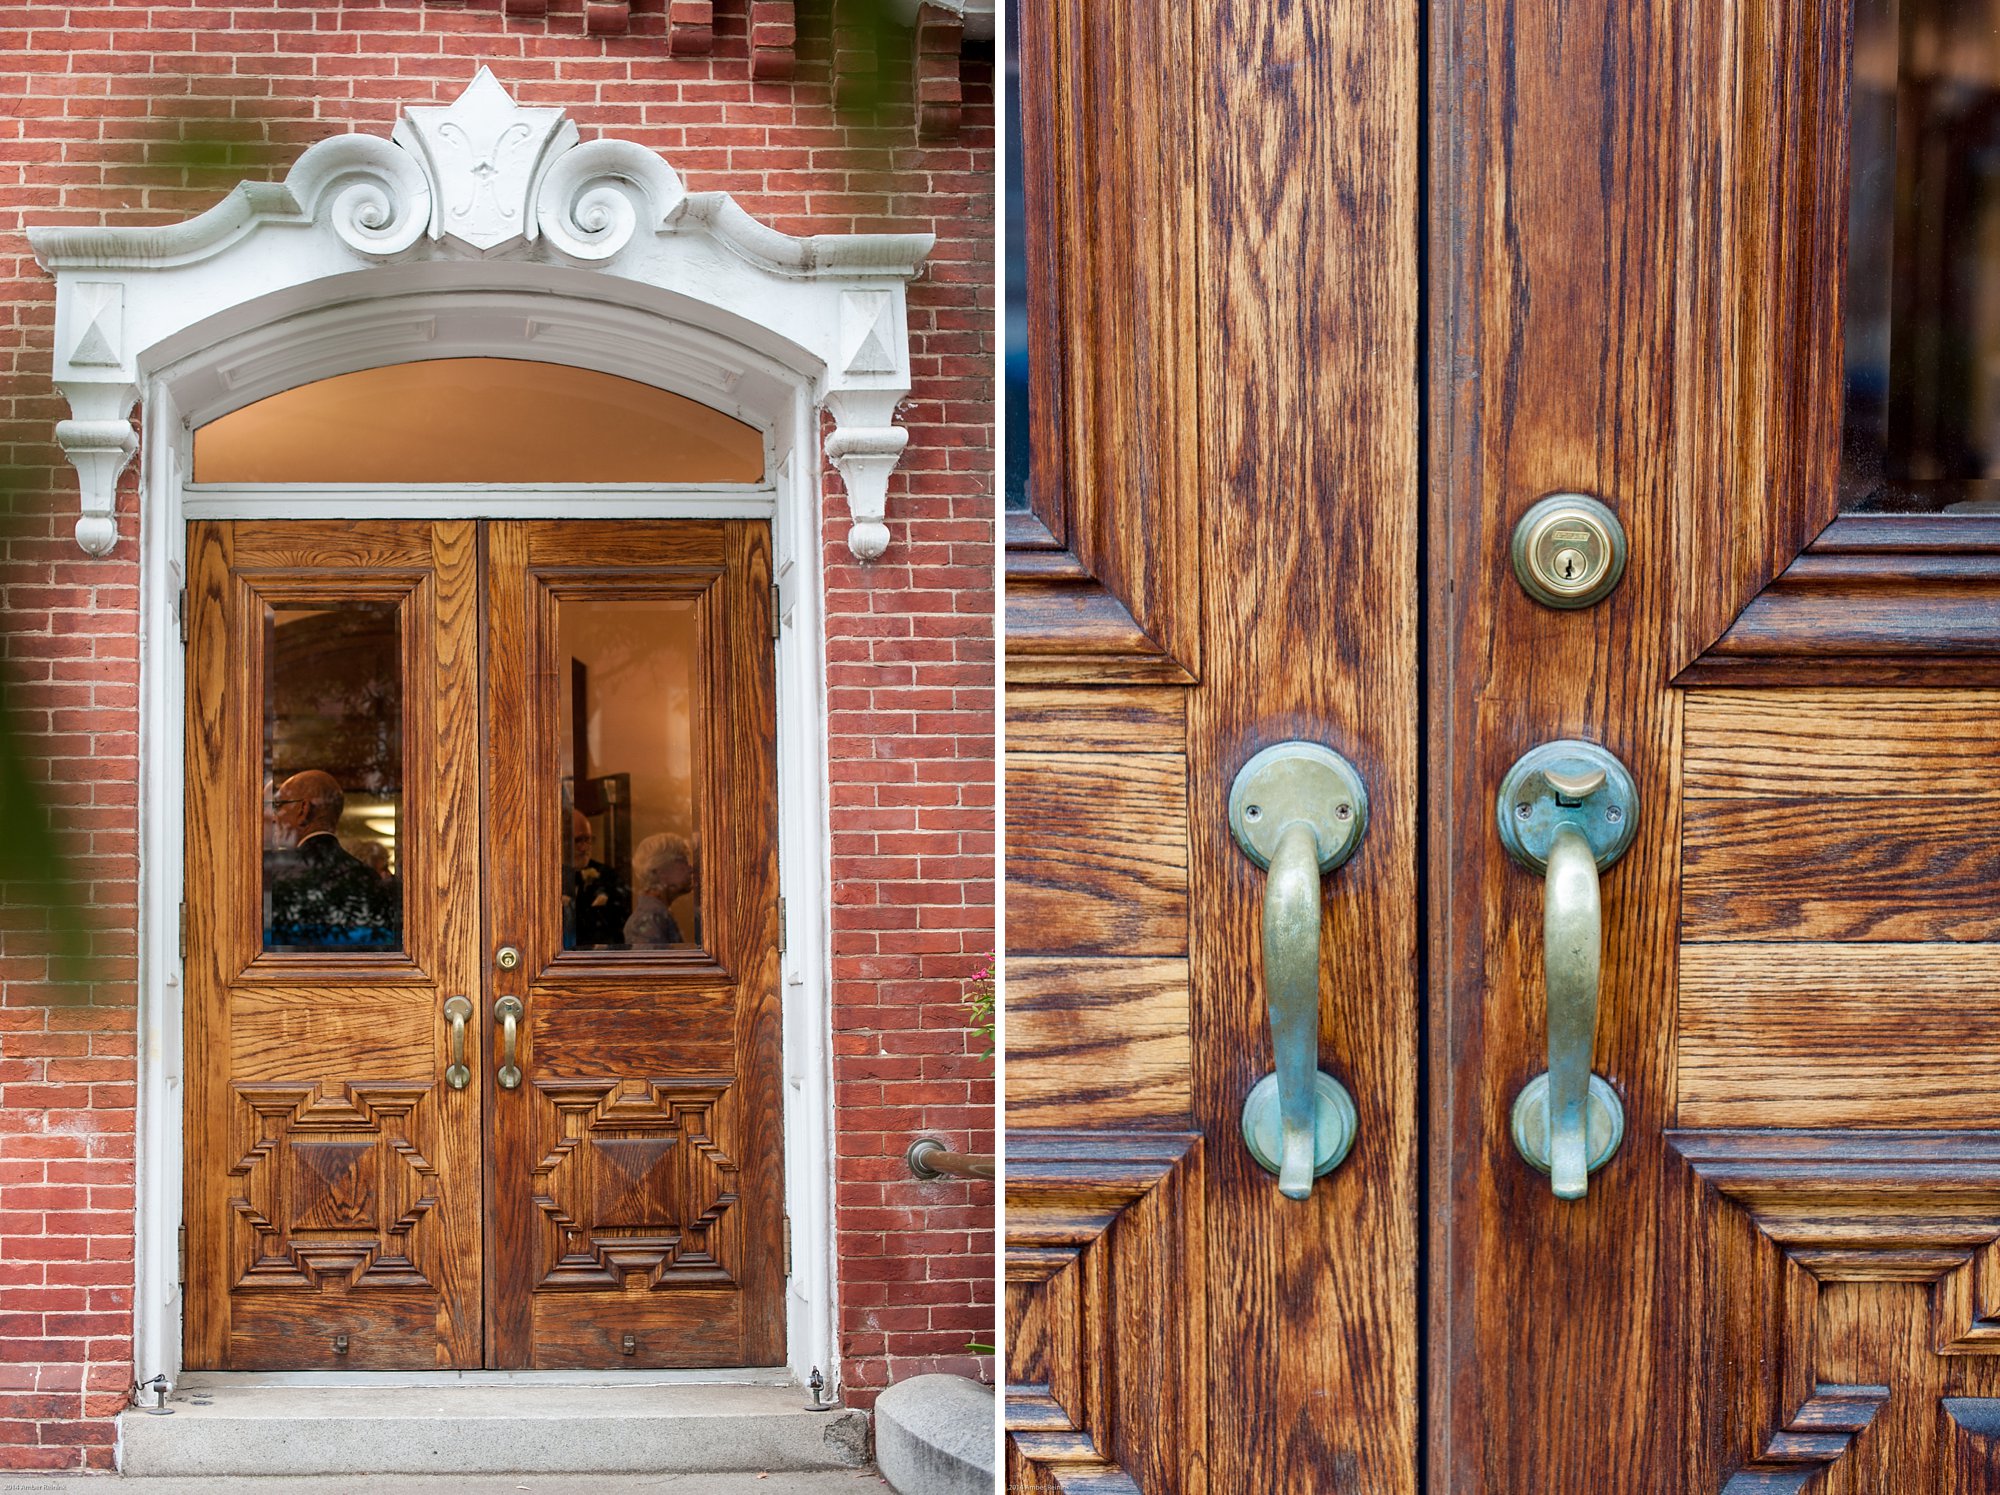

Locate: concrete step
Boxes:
[873,1375,993,1495]
[0,1475,888,1493]
[119,1383,872,1478]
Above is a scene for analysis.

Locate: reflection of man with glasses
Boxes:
[264,770,399,949]
[562,808,631,949]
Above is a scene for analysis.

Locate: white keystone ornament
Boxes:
[396,69,571,255]
[29,69,929,559]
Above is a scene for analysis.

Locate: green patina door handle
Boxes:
[1497,739,1639,1200]
[1227,742,1368,1201]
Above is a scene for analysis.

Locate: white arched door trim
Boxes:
[31,65,931,563]
[27,70,929,1396]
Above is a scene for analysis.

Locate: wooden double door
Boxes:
[1007,0,2000,1489]
[184,519,783,1370]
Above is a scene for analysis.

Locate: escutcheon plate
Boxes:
[1510,1071,1625,1181]
[1495,739,1638,875]
[1241,1070,1359,1181]
[1228,742,1369,873]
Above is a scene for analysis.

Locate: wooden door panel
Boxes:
[482,519,782,1369]
[1675,1132,2000,1491]
[1004,687,1192,1130]
[1682,688,2000,943]
[1671,683,2000,1485]
[1427,0,1839,1476]
[185,520,484,1370]
[1003,2,1199,687]
[1004,958,1192,1128]
[1006,1133,1207,1494]
[1005,0,1420,1480]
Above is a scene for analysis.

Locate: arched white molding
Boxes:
[28,67,932,559]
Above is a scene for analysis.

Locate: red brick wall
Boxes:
[0,0,993,1466]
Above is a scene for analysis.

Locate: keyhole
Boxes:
[1552,546,1586,583]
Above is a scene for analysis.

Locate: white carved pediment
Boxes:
[29,69,932,559]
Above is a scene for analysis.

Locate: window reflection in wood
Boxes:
[194,358,765,485]
[559,598,703,952]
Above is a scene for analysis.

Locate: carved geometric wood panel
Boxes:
[530,1078,738,1291]
[229,1083,439,1291]
[1675,1131,2000,1491]
[1005,1131,1205,1494]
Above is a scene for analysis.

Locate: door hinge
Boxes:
[776,896,786,955]
[784,1215,792,1277]
[176,585,188,645]
[178,902,187,962]
[770,582,782,638]
[177,1224,186,1286]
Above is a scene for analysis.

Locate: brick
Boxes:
[0,4,997,1439]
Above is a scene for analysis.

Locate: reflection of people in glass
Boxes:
[563,808,631,949]
[264,770,399,949]
[625,833,694,947]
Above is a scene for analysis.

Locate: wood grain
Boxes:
[1679,944,2000,1127]
[1188,0,1421,1481]
[1005,753,1187,956]
[1002,0,1200,686]
[184,520,485,1370]
[1005,686,1185,755]
[1425,0,1849,1473]
[1682,798,2000,942]
[1003,958,1190,1127]
[481,520,783,1369]
[1684,689,2000,797]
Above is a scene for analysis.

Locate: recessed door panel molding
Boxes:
[1002,0,1200,686]
[185,518,781,1373]
[1005,1132,1208,1493]
[1673,1131,2000,1491]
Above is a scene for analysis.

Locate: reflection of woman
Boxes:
[624,833,694,947]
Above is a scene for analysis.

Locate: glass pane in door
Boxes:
[557,597,704,952]
[1844,0,2000,511]
[261,601,404,951]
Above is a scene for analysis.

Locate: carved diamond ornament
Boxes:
[29,70,929,559]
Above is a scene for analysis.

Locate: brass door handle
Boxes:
[494,995,524,1090]
[1497,740,1638,1199]
[1228,742,1367,1200]
[443,996,472,1090]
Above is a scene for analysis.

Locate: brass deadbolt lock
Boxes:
[495,945,521,971]
[1511,493,1628,609]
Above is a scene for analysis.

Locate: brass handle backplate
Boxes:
[494,995,524,1090]
[1496,739,1637,1199]
[1227,742,1367,1201]
[443,995,472,1091]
